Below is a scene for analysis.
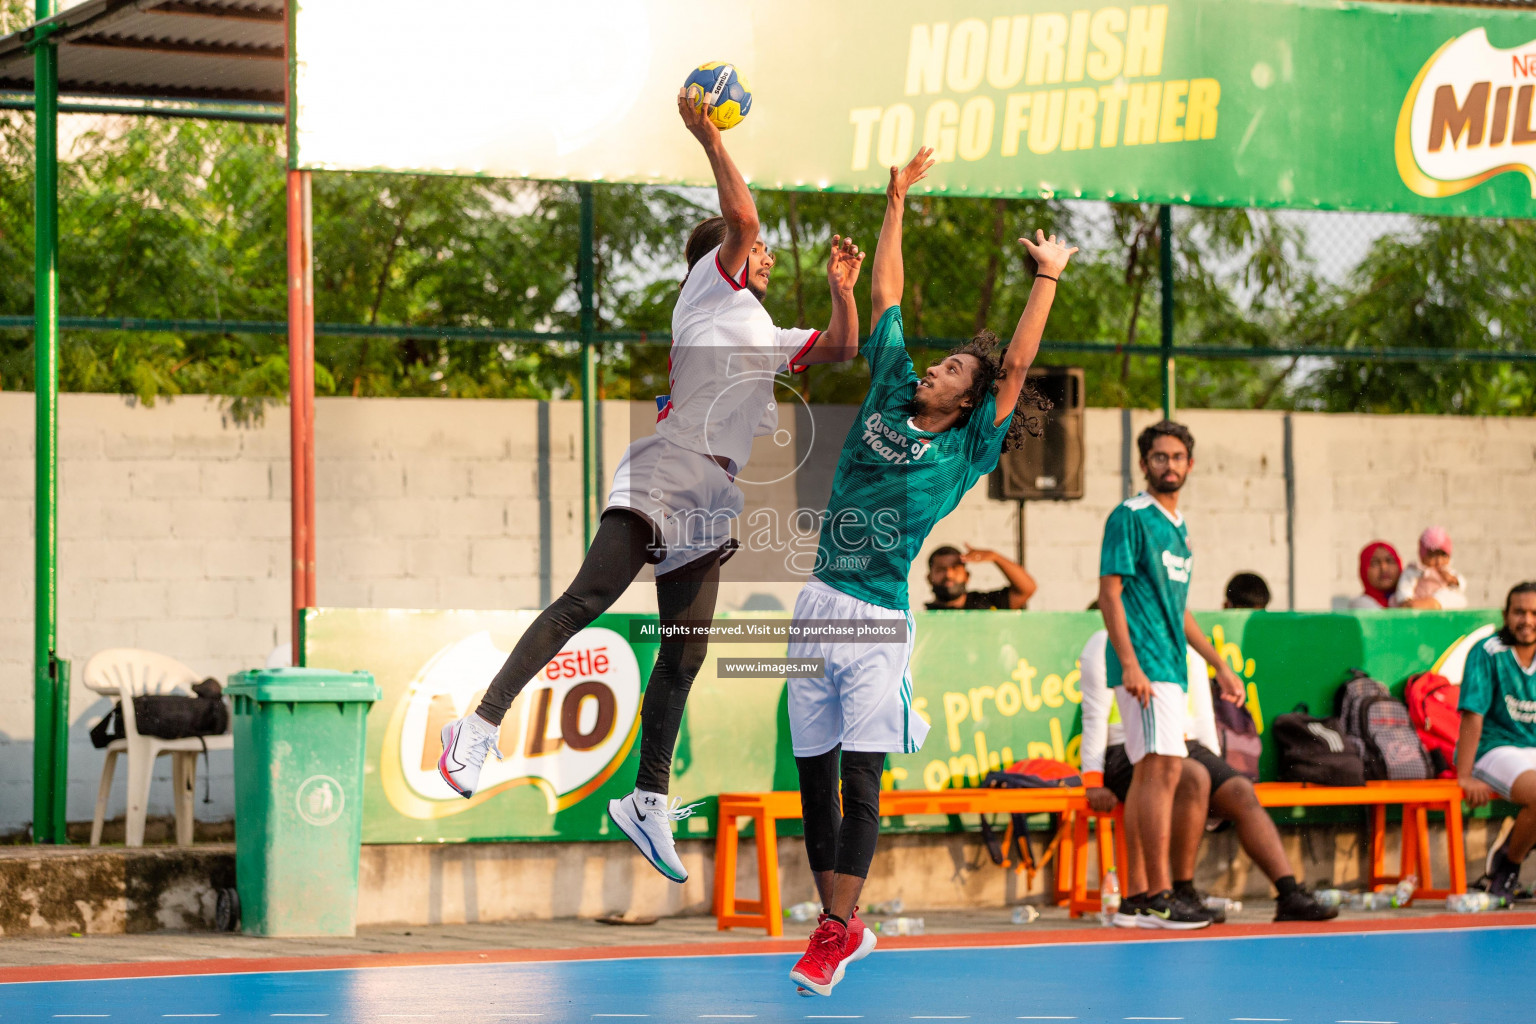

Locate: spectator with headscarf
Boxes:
[1395,526,1467,610]
[1349,541,1403,609]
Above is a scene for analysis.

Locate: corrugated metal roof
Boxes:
[0,0,284,104]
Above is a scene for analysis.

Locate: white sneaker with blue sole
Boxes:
[608,790,701,883]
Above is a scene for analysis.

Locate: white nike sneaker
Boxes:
[608,790,702,883]
[438,713,503,798]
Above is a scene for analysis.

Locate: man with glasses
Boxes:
[1096,421,1247,928]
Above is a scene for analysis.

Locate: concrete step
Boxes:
[0,843,235,937]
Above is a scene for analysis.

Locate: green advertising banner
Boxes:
[304,606,1499,845]
[291,0,1536,217]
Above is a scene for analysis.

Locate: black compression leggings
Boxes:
[796,747,887,879]
[475,508,720,794]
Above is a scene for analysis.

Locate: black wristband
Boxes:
[1036,274,1058,282]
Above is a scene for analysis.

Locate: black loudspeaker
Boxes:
[990,366,1085,501]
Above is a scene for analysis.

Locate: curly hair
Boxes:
[947,331,1052,452]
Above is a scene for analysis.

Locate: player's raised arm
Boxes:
[792,236,866,366]
[870,148,935,325]
[679,87,759,275]
[993,230,1079,427]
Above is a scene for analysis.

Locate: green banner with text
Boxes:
[303,606,1499,844]
[293,0,1536,217]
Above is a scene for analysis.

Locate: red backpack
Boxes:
[1405,672,1460,778]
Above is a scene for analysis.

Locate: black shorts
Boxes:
[1186,741,1244,798]
[1101,741,1244,809]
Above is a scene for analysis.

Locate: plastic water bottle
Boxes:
[1011,904,1040,924]
[874,916,925,936]
[866,898,904,915]
[1390,874,1419,908]
[784,901,820,923]
[1446,892,1503,913]
[1098,870,1121,927]
[1204,896,1242,915]
[1348,891,1394,910]
[1314,888,1348,908]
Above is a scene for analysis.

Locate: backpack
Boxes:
[90,678,229,747]
[88,679,228,805]
[977,759,1082,876]
[1404,671,1461,778]
[1336,670,1433,780]
[1272,707,1367,786]
[1210,678,1262,781]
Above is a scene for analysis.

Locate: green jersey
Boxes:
[1099,493,1192,689]
[1459,632,1536,758]
[814,307,1010,611]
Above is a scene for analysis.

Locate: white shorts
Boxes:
[1472,746,1536,798]
[606,434,744,578]
[786,579,927,757]
[1114,682,1189,765]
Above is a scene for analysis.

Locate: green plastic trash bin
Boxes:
[227,668,381,936]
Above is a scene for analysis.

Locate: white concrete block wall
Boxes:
[4,392,1536,835]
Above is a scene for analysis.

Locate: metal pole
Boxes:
[1158,204,1175,421]
[578,183,598,549]
[32,0,67,845]
[287,169,315,651]
[1283,413,1296,611]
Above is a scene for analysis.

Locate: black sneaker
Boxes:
[1138,889,1213,930]
[1112,892,1147,928]
[1486,818,1515,878]
[1174,887,1224,924]
[1274,888,1339,922]
[1486,863,1522,906]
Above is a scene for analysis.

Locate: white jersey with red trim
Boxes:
[656,244,819,473]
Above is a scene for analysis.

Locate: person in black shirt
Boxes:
[924,545,1037,610]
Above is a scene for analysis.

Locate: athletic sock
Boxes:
[1491,849,1521,876]
[1126,891,1149,901]
[1275,875,1300,898]
[825,913,847,927]
[1173,879,1198,900]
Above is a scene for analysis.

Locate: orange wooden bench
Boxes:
[715,779,1467,934]
[1055,778,1468,917]
[714,787,1085,936]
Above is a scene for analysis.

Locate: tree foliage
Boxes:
[2,98,1533,417]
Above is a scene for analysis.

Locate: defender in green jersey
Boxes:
[1096,421,1246,930]
[1456,581,1536,903]
[786,147,1078,997]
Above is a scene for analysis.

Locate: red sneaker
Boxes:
[796,909,878,996]
[843,908,877,965]
[788,918,848,997]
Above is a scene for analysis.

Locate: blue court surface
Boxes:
[4,925,1532,1024]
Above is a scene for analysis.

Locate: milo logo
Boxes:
[1397,28,1536,199]
[380,627,641,820]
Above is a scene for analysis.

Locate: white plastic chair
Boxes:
[83,648,234,847]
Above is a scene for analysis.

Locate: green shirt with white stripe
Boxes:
[1459,633,1536,759]
[813,306,1010,611]
[1098,492,1192,689]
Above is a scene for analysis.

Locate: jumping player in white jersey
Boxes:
[784,148,1077,996]
[438,89,866,883]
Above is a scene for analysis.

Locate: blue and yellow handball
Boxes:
[683,62,752,130]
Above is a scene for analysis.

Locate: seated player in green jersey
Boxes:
[784,146,1078,997]
[1457,580,1536,903]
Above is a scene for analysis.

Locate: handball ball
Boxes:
[684,62,752,130]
